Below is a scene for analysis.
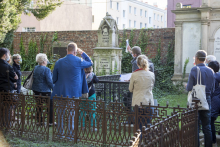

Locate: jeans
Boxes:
[138,107,153,139]
[211,117,217,143]
[57,97,78,137]
[80,94,96,127]
[198,95,212,147]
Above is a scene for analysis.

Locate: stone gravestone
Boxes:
[171,0,220,82]
[93,13,122,75]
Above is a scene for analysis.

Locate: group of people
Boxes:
[1,42,220,146]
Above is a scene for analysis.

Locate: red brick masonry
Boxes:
[13,28,175,60]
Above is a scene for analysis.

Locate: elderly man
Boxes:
[51,43,92,139]
[206,55,216,65]
[186,50,215,147]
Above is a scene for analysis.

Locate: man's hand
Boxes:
[77,48,84,55]
[14,73,18,80]
[127,45,132,53]
[14,83,17,88]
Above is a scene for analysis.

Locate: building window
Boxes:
[92,15,94,23]
[157,14,159,21]
[110,0,112,8]
[149,17,151,24]
[134,21,136,27]
[116,17,119,24]
[154,13,156,20]
[183,5,191,8]
[154,25,155,28]
[145,23,147,28]
[161,16,163,22]
[123,24,125,29]
[129,6,131,13]
[117,2,119,10]
[145,11,147,17]
[140,23,142,29]
[157,26,159,28]
[129,20,131,28]
[22,27,36,32]
[134,7,136,15]
[140,9,142,16]
[123,10,125,17]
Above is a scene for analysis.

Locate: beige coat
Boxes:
[129,70,155,106]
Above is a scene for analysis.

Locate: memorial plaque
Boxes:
[214,28,220,63]
[53,47,67,58]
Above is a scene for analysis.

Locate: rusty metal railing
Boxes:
[0,92,198,146]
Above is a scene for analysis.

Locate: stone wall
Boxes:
[13,28,175,59]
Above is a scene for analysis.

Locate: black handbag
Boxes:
[23,68,35,90]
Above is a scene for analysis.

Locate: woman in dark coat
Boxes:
[12,54,22,93]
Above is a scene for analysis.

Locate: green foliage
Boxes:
[21,39,38,71]
[40,34,47,53]
[0,0,62,48]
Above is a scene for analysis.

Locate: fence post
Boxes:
[102,101,107,145]
[74,99,79,144]
[47,96,50,141]
[134,105,139,132]
[193,98,199,147]
[21,94,25,137]
[160,123,163,147]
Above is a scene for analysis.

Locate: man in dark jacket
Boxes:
[0,48,18,92]
[127,46,154,73]
[0,47,18,128]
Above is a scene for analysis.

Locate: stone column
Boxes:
[202,0,210,7]
[93,56,98,74]
[172,21,183,81]
[201,21,209,52]
[111,55,115,74]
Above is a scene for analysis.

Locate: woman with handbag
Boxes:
[32,53,54,126]
[12,54,22,93]
[129,55,155,134]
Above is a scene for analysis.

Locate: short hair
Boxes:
[12,54,21,62]
[208,61,220,73]
[206,55,216,63]
[36,53,48,64]
[67,42,77,52]
[0,48,9,58]
[137,55,149,71]
[195,50,207,62]
[84,66,93,73]
[132,46,141,56]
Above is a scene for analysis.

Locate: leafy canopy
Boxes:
[0,0,62,48]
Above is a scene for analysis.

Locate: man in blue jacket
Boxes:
[51,42,93,138]
[186,50,215,147]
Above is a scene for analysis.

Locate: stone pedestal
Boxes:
[171,0,220,82]
[93,13,122,75]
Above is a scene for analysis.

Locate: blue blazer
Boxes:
[51,53,92,99]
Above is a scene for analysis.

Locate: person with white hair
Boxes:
[32,53,54,126]
[206,55,216,65]
[12,54,22,93]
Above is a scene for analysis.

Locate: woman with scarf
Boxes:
[80,66,99,130]
[129,55,155,133]
[12,54,22,93]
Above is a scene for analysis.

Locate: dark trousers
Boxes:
[33,91,53,123]
[198,95,212,147]
[211,117,217,143]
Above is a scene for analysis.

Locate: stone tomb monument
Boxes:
[171,0,220,82]
[93,13,122,75]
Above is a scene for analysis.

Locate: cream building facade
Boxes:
[16,0,92,32]
[92,0,167,30]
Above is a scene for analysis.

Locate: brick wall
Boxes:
[13,28,175,59]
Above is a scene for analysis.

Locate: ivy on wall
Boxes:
[119,29,184,98]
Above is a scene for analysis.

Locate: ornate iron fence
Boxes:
[0,92,199,146]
